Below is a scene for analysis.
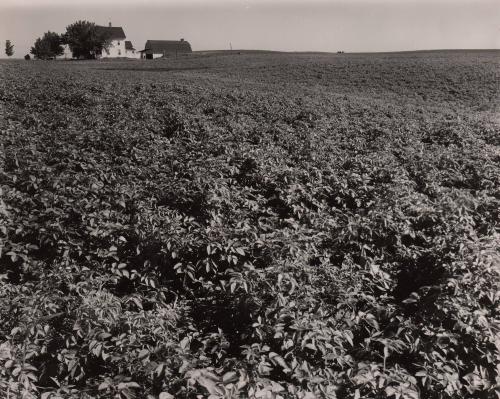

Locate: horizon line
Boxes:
[2,47,499,60]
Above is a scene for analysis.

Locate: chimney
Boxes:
[109,22,112,27]
[180,38,184,42]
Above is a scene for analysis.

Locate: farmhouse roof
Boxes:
[96,25,126,40]
[142,40,192,54]
[125,41,134,50]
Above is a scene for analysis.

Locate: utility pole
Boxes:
[230,42,232,51]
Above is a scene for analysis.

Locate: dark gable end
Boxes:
[96,26,126,41]
[125,41,134,51]
[144,40,192,54]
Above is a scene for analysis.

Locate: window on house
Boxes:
[118,50,121,55]
[117,42,120,45]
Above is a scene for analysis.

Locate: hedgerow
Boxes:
[0,51,499,399]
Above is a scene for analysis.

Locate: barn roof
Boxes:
[96,25,126,41]
[125,41,134,50]
[142,40,192,54]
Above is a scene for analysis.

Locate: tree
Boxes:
[30,31,64,60]
[5,40,14,57]
[62,20,110,59]
[43,31,64,57]
[31,38,51,59]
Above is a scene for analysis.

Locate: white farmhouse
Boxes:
[59,44,73,59]
[58,22,138,59]
[97,23,127,58]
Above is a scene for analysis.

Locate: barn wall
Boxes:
[140,51,186,59]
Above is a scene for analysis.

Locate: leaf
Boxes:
[269,352,291,373]
[155,363,166,378]
[98,332,112,340]
[98,382,110,390]
[187,369,222,395]
[138,349,149,360]
[126,382,141,389]
[222,371,239,384]
[120,388,135,399]
[198,377,222,395]
[180,336,190,350]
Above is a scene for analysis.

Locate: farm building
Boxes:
[59,44,73,59]
[97,23,127,58]
[125,41,140,58]
[139,39,192,59]
[60,23,137,59]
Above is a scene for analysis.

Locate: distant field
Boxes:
[1,51,499,399]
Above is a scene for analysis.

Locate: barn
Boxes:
[139,39,192,59]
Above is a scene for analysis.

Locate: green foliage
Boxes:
[5,40,14,57]
[62,20,110,59]
[30,32,64,60]
[30,38,52,60]
[0,51,499,399]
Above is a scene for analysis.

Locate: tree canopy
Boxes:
[63,20,111,59]
[5,40,14,57]
[30,31,64,60]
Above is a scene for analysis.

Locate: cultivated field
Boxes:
[0,51,499,398]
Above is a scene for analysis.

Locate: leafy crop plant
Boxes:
[0,50,499,399]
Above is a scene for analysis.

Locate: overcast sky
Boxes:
[1,0,499,58]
